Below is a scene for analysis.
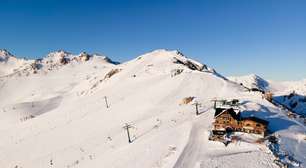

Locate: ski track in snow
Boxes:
[173,114,211,168]
[173,109,277,168]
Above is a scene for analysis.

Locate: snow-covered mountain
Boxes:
[273,80,306,116]
[0,49,32,76]
[0,49,305,168]
[0,49,117,78]
[228,74,270,92]
[229,74,306,116]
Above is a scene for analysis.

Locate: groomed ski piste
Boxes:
[0,49,305,168]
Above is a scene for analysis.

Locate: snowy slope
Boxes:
[0,49,305,168]
[228,74,270,91]
[272,80,306,116]
[229,74,306,116]
[0,49,33,77]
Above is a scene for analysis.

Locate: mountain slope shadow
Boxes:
[240,104,297,133]
[274,93,306,116]
[3,96,63,122]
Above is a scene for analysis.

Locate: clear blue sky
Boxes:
[1,0,306,81]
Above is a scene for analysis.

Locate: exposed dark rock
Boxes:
[173,57,205,71]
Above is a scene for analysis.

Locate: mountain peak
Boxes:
[0,49,15,62]
[0,49,12,55]
[47,50,71,58]
[228,74,269,91]
[142,49,186,58]
[91,53,120,65]
[247,74,263,80]
[79,51,89,56]
[130,49,218,74]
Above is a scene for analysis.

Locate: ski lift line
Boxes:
[122,124,133,129]
[123,123,135,143]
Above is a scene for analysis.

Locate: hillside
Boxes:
[229,74,306,116]
[0,49,305,168]
[228,74,270,92]
[0,49,32,77]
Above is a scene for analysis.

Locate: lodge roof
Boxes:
[214,108,240,120]
[214,108,269,125]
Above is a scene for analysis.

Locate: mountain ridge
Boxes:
[0,49,220,79]
[0,49,305,168]
[0,49,119,77]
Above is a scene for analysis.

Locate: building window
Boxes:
[246,123,251,127]
[256,124,261,127]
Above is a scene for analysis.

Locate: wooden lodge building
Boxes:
[212,108,269,137]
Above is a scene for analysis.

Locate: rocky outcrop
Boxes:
[104,69,121,80]
[173,57,206,71]
[79,52,90,61]
[171,69,184,77]
[179,97,195,105]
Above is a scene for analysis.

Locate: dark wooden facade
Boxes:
[240,117,268,136]
[213,108,240,131]
[213,108,269,137]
